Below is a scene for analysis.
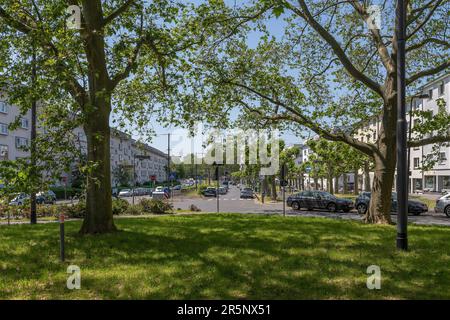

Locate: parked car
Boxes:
[218,187,227,195]
[202,187,217,197]
[287,191,354,212]
[355,192,428,215]
[153,186,170,198]
[435,193,450,217]
[118,189,133,197]
[240,188,254,199]
[36,191,57,204]
[9,193,30,206]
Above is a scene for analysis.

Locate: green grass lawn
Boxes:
[0,214,449,299]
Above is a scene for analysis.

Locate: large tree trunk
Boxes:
[79,98,116,234]
[343,173,348,194]
[364,161,371,191]
[334,175,339,194]
[270,176,277,200]
[364,98,396,224]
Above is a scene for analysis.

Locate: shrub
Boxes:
[124,204,143,216]
[112,198,129,215]
[65,202,86,219]
[139,198,173,214]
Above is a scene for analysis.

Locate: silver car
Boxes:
[435,193,450,217]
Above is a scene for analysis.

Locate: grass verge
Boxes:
[0,213,449,299]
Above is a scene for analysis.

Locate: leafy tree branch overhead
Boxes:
[181,0,449,224]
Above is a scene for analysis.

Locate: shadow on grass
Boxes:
[0,214,449,299]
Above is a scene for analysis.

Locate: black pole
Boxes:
[60,213,65,262]
[396,0,408,251]
[216,166,219,213]
[30,44,37,225]
[167,133,171,183]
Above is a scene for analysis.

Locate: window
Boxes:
[15,137,29,149]
[413,157,420,169]
[428,89,433,100]
[439,82,445,96]
[0,101,8,113]
[0,144,8,160]
[439,152,447,164]
[0,123,8,135]
[20,118,29,129]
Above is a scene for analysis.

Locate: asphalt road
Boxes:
[166,186,450,227]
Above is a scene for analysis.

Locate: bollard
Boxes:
[60,213,65,262]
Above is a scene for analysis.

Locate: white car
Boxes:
[118,189,133,197]
[9,193,30,206]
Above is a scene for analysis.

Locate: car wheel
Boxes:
[445,205,450,217]
[357,203,367,215]
[291,202,300,210]
[327,203,337,212]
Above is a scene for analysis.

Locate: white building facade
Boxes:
[409,73,450,193]
[0,93,167,186]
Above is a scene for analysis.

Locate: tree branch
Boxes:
[230,80,375,156]
[409,135,450,148]
[406,59,450,85]
[407,0,444,40]
[283,0,383,97]
[406,38,449,52]
[102,0,137,26]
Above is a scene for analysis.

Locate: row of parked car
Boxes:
[7,191,57,206]
[286,190,434,216]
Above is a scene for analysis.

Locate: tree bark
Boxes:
[270,176,277,200]
[343,173,348,194]
[364,99,396,224]
[334,175,339,194]
[364,161,371,191]
[79,95,116,234]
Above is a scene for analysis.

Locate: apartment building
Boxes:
[0,93,167,186]
[409,73,450,193]
[0,92,31,161]
[356,73,450,194]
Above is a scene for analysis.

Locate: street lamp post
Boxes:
[396,0,408,251]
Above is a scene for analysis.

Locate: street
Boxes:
[165,186,450,227]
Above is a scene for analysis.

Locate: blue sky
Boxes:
[143,3,301,156]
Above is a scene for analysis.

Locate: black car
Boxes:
[240,188,254,199]
[202,187,217,197]
[286,190,354,212]
[354,191,428,216]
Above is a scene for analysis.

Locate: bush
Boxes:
[139,198,173,214]
[112,198,129,215]
[124,204,143,216]
[65,202,86,219]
